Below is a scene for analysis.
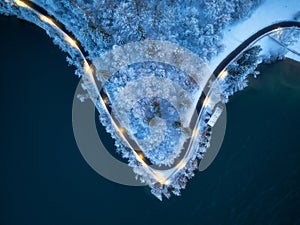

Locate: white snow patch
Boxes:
[209,0,300,71]
[286,38,300,62]
[286,52,300,62]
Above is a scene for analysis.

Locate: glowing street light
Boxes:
[118,126,126,134]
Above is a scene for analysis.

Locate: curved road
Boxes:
[8,0,300,184]
[195,21,300,116]
[213,21,300,77]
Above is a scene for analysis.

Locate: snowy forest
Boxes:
[1,0,279,201]
[1,0,262,62]
[219,45,262,103]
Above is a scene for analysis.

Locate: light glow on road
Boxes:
[118,127,126,134]
[83,61,93,75]
[14,0,29,8]
[177,160,186,170]
[203,97,211,108]
[160,179,169,185]
[137,152,145,161]
[192,128,198,138]
[64,35,79,49]
[219,70,228,79]
[39,15,55,26]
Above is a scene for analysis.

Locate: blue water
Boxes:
[0,16,299,225]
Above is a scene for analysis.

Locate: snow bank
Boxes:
[209,0,300,70]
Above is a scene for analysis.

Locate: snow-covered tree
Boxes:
[219,45,262,102]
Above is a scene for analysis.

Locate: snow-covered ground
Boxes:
[286,39,300,62]
[209,0,300,70]
[255,31,300,63]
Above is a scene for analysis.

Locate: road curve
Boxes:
[213,21,300,77]
[7,0,300,184]
[186,21,300,178]
[196,21,300,116]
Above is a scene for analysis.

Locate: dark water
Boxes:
[0,16,299,225]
